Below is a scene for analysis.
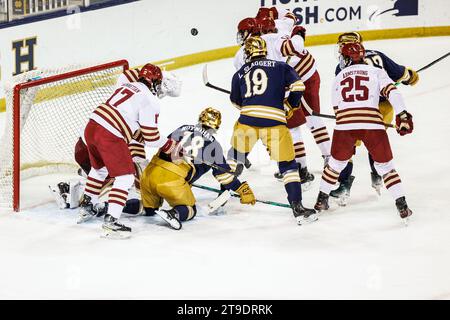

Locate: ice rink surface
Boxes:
[0,36,449,299]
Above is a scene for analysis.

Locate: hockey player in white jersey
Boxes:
[78,63,179,238]
[314,42,413,221]
[50,65,182,219]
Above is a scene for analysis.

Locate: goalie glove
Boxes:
[395,111,414,136]
[402,68,419,86]
[235,181,256,205]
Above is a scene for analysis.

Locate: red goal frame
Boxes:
[12,60,129,212]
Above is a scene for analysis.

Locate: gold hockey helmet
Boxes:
[337,32,363,45]
[244,36,268,61]
[198,107,222,130]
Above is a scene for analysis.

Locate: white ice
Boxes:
[0,36,449,299]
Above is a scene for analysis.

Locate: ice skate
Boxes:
[291,202,318,225]
[396,196,412,225]
[371,172,382,195]
[77,195,107,224]
[330,175,355,206]
[314,191,330,212]
[48,182,70,209]
[101,214,131,239]
[156,209,182,230]
[299,166,314,192]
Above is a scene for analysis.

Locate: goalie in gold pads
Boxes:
[140,107,256,230]
[228,36,317,225]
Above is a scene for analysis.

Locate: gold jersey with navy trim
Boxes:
[230,58,304,127]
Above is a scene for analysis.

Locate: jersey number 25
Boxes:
[340,76,369,102]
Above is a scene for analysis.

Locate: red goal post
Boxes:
[3,60,129,212]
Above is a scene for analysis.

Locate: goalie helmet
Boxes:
[258,17,276,34]
[237,17,259,46]
[244,36,267,62]
[198,107,222,130]
[339,42,366,69]
[139,63,163,95]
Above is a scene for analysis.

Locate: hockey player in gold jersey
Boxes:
[228,36,316,225]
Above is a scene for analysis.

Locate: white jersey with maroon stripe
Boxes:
[90,81,167,148]
[233,33,286,71]
[332,63,407,131]
[116,68,140,88]
[280,35,317,81]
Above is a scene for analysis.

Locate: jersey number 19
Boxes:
[244,68,268,98]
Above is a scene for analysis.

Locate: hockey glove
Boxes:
[395,111,414,136]
[402,68,419,86]
[236,181,256,205]
[291,25,306,40]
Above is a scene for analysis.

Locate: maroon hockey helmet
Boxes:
[237,17,260,45]
[257,17,276,34]
[139,63,162,84]
[340,42,365,64]
[256,7,278,20]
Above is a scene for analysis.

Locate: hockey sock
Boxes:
[108,174,134,219]
[289,127,307,168]
[320,157,348,194]
[382,170,405,200]
[294,141,307,168]
[85,167,108,205]
[374,161,405,200]
[279,161,302,203]
[311,126,331,156]
[174,205,197,221]
[338,160,353,182]
[306,115,331,156]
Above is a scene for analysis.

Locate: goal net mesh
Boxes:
[0,61,127,210]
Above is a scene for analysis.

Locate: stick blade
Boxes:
[202,64,209,85]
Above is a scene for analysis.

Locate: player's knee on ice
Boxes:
[174,205,197,221]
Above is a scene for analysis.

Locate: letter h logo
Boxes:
[12,37,37,76]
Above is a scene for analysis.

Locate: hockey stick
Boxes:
[395,52,450,86]
[301,96,396,129]
[203,64,396,128]
[192,183,291,208]
[202,64,231,94]
[417,52,450,73]
[311,111,396,128]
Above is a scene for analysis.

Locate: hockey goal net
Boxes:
[0,60,129,212]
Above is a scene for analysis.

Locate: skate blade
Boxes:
[337,194,349,207]
[101,229,131,240]
[156,211,182,230]
[402,217,410,227]
[373,185,382,196]
[296,214,319,225]
[76,213,95,224]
